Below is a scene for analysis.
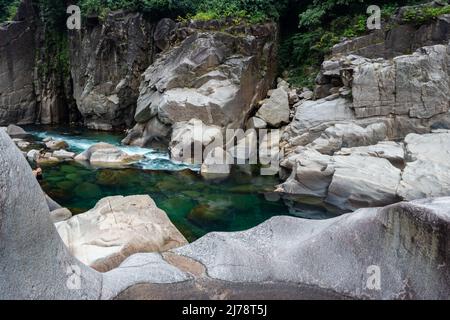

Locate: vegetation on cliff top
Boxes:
[1,0,444,88]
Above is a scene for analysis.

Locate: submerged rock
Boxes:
[56,195,188,272]
[45,139,69,151]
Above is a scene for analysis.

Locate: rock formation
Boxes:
[74,142,143,166]
[69,11,155,130]
[124,20,278,147]
[1,130,449,300]
[0,130,102,299]
[0,0,37,125]
[279,38,450,212]
[56,195,188,272]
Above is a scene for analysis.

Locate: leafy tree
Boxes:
[0,0,20,22]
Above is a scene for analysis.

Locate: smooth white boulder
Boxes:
[56,195,188,272]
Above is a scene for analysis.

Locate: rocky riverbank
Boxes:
[1,0,450,300]
[1,129,449,299]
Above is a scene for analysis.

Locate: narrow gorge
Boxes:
[0,0,449,300]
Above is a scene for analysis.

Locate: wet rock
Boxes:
[75,143,143,166]
[187,203,229,229]
[53,150,76,160]
[45,139,69,151]
[122,117,171,147]
[74,182,102,199]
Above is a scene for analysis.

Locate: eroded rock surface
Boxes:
[56,195,188,272]
[124,21,277,147]
[0,130,102,300]
[1,131,449,300]
[280,42,450,211]
[75,142,142,166]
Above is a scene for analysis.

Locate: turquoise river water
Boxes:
[26,126,332,241]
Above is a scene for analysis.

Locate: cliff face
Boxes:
[0,0,37,125]
[278,11,450,213]
[69,11,155,131]
[0,4,278,134]
[0,0,78,126]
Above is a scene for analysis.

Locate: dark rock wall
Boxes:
[0,0,37,125]
[0,0,79,126]
[332,14,450,59]
[69,11,156,131]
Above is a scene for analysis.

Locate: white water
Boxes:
[30,130,199,172]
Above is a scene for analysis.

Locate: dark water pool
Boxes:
[27,126,330,241]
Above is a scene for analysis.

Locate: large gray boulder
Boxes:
[56,195,187,272]
[5,124,30,139]
[0,130,102,299]
[398,131,450,200]
[75,142,143,166]
[256,87,290,128]
[278,147,402,211]
[124,21,277,146]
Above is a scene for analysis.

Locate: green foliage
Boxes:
[76,0,288,23]
[402,4,450,25]
[0,0,20,22]
[280,0,426,87]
